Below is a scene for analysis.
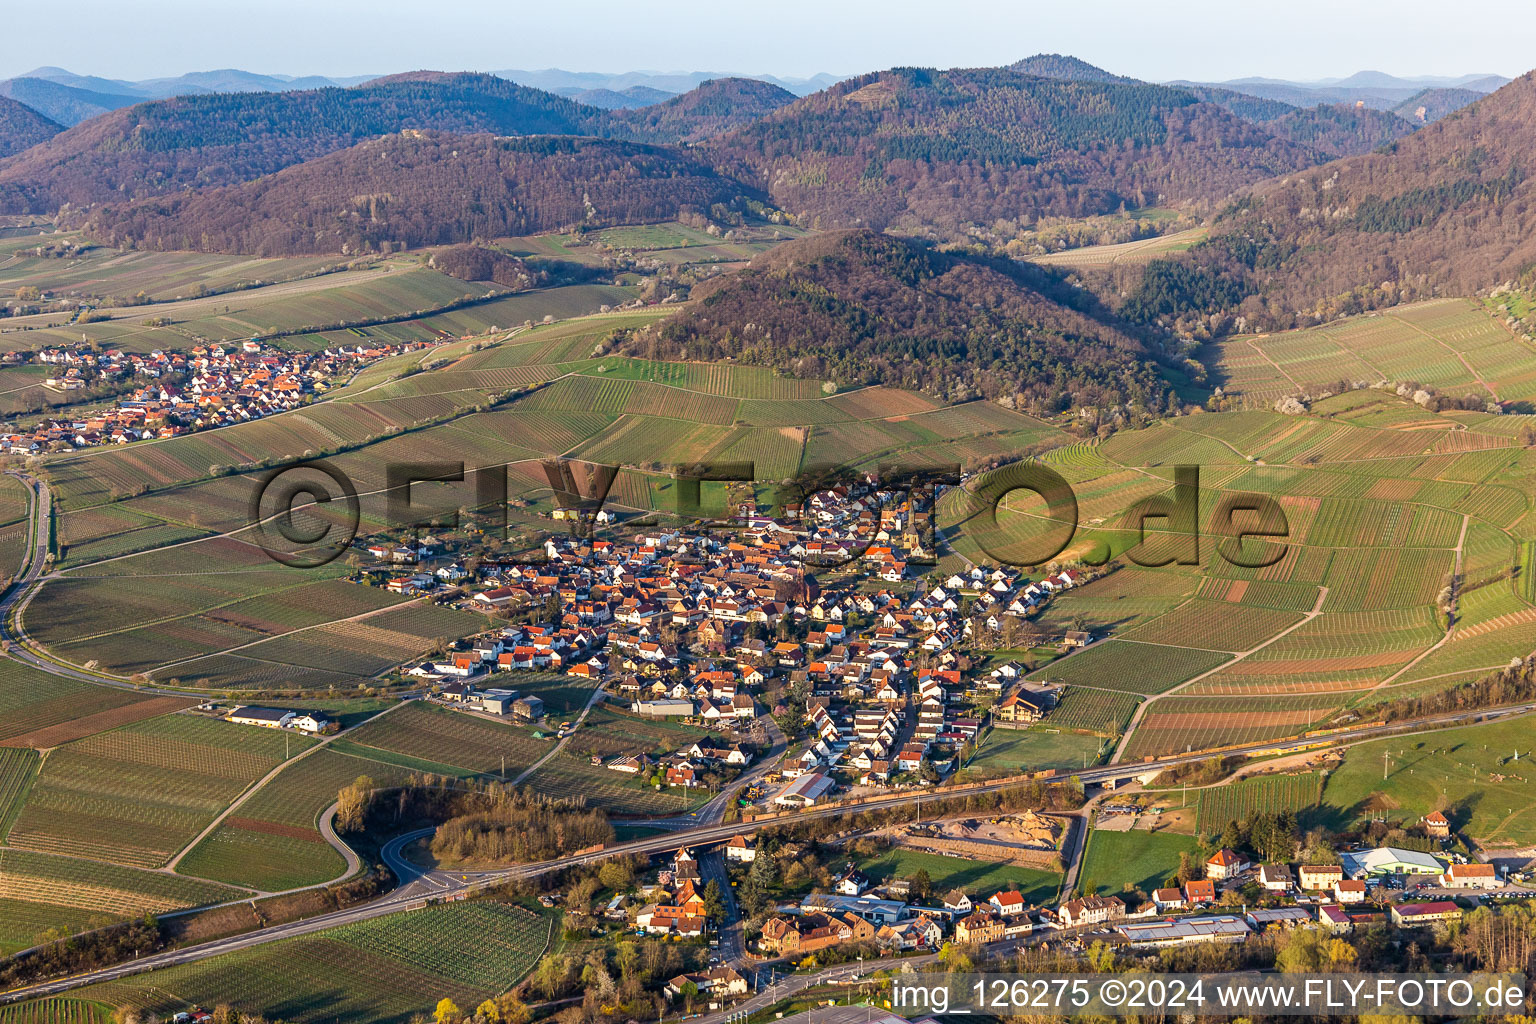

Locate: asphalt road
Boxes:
[9,694,1535,1005]
[5,465,1536,1004]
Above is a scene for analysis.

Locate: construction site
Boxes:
[898,810,1067,870]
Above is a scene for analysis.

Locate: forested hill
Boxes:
[1009,54,1137,83]
[1118,72,1536,331]
[1177,85,1415,156]
[0,73,609,211]
[84,132,759,256]
[606,78,796,143]
[1261,102,1415,157]
[620,229,1171,418]
[0,96,62,159]
[702,67,1320,235]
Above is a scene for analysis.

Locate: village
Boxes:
[0,337,432,451]
[344,472,1095,810]
[292,469,1536,1014]
[563,819,1528,1014]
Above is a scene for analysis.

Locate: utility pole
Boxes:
[1384,750,1390,781]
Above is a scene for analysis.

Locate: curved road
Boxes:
[5,464,1536,1004]
[5,692,1536,1006]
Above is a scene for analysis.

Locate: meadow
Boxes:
[964,727,1109,777]
[854,848,1062,906]
[1079,828,1201,898]
[1317,718,1536,845]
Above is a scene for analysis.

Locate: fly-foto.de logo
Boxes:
[247,458,1290,571]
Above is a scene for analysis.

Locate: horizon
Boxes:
[3,62,1522,91]
[5,0,1534,86]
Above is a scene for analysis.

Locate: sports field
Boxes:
[1078,828,1201,898]
[855,848,1062,906]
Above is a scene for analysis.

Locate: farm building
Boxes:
[291,712,335,734]
[479,692,516,715]
[632,698,695,717]
[1245,907,1311,930]
[227,706,295,729]
[1319,905,1352,933]
[513,696,545,720]
[1298,864,1343,890]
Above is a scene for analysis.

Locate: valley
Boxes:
[1,32,1536,1024]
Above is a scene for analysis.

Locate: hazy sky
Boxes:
[4,0,1532,84]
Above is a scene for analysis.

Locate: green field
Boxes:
[0,747,40,839]
[855,847,1062,906]
[1078,828,1201,898]
[68,901,552,1024]
[0,659,187,747]
[1317,719,1536,845]
[965,727,1109,777]
[0,998,113,1024]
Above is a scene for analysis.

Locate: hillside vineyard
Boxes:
[2,31,1536,1024]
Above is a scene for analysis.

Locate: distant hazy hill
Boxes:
[0,77,142,126]
[15,65,376,99]
[704,67,1319,232]
[1124,74,1536,328]
[568,85,676,109]
[608,78,796,143]
[1393,87,1483,123]
[627,228,1167,414]
[497,68,841,98]
[85,131,758,255]
[1171,70,1509,112]
[0,72,607,212]
[1010,54,1136,83]
[0,96,62,158]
